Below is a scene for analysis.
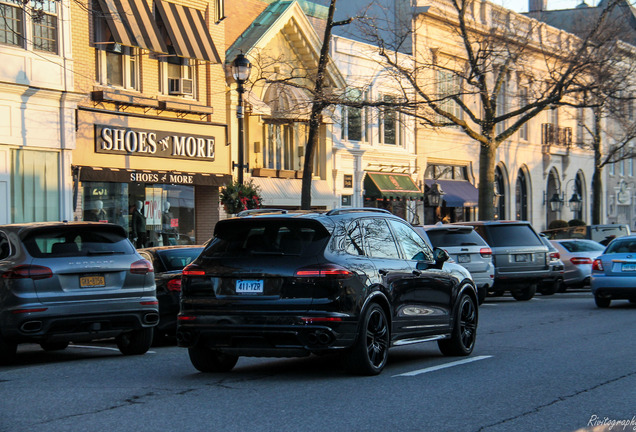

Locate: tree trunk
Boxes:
[478,142,497,221]
[591,107,603,225]
[300,0,337,210]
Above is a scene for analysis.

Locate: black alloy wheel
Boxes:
[438,292,477,356]
[344,303,389,376]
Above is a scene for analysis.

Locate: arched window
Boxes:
[495,166,506,220]
[516,169,528,221]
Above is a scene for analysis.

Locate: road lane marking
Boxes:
[393,355,493,377]
[69,345,156,354]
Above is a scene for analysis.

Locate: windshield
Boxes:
[483,225,543,247]
[22,226,134,258]
[559,240,605,253]
[605,238,636,254]
[203,219,330,258]
[425,229,486,247]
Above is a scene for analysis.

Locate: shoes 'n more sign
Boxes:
[236,280,264,294]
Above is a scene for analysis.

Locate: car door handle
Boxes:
[412,270,421,276]
[378,269,389,276]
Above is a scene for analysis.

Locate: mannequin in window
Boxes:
[161,201,176,245]
[131,200,147,248]
[86,200,107,222]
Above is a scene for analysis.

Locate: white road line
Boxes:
[69,345,156,354]
[393,355,493,377]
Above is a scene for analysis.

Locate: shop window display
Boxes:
[81,182,195,248]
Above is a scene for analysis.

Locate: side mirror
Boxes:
[433,247,450,266]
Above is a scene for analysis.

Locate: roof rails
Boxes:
[326,208,392,216]
[236,208,289,217]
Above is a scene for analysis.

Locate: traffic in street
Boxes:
[1,290,634,432]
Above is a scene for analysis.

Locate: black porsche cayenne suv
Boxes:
[177,208,478,375]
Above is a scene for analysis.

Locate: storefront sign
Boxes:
[78,166,231,187]
[95,125,215,161]
[344,175,353,189]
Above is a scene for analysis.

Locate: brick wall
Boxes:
[195,185,220,243]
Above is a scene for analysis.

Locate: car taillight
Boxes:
[571,257,593,265]
[480,247,492,258]
[130,259,153,275]
[182,264,205,276]
[167,278,182,292]
[295,264,353,278]
[592,259,604,271]
[550,252,560,260]
[2,265,53,280]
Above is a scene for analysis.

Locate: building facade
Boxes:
[69,0,230,245]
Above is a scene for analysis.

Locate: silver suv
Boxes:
[412,224,494,305]
[0,222,158,364]
[457,221,550,301]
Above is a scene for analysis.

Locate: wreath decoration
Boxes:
[220,180,263,214]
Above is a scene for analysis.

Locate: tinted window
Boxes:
[22,226,134,258]
[559,240,605,253]
[342,220,365,256]
[425,229,486,247]
[389,221,433,261]
[204,219,329,258]
[0,232,10,259]
[605,239,636,254]
[362,218,400,259]
[482,225,543,247]
[157,247,203,271]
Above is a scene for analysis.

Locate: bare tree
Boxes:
[350,0,625,221]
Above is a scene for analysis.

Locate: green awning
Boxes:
[364,172,422,199]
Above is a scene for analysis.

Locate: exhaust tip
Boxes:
[143,313,159,325]
[21,321,43,332]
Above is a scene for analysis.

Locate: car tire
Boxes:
[595,296,611,308]
[539,279,560,296]
[344,303,389,376]
[512,284,536,301]
[116,328,154,355]
[40,341,69,351]
[438,292,477,356]
[188,343,238,373]
[0,334,17,365]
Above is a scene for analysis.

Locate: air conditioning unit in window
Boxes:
[168,78,193,96]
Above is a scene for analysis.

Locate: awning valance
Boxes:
[425,179,478,207]
[155,0,221,63]
[96,0,168,53]
[76,166,231,187]
[250,177,334,208]
[364,172,421,199]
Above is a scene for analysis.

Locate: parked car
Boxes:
[591,235,636,308]
[138,245,204,344]
[0,222,158,365]
[550,239,605,289]
[542,224,630,245]
[456,221,550,300]
[539,234,565,295]
[177,208,478,376]
[412,224,493,304]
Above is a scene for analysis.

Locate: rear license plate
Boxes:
[458,254,471,263]
[236,279,264,294]
[80,275,105,288]
[514,254,530,263]
[622,263,636,271]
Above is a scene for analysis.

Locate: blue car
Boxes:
[590,235,636,308]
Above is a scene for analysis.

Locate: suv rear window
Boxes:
[425,229,486,248]
[204,219,330,258]
[157,248,203,271]
[482,224,543,247]
[22,226,134,258]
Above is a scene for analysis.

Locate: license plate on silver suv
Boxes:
[236,279,264,294]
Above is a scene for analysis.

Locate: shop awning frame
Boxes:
[364,172,422,199]
[424,179,479,207]
[155,0,221,63]
[96,0,168,53]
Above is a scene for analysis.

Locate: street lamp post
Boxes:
[232,53,252,185]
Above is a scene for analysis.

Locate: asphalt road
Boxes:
[1,290,635,432]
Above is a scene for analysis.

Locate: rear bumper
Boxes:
[591,276,636,299]
[495,269,550,284]
[177,312,358,356]
[0,297,159,343]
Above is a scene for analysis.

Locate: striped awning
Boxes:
[155,0,222,63]
[96,0,168,53]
